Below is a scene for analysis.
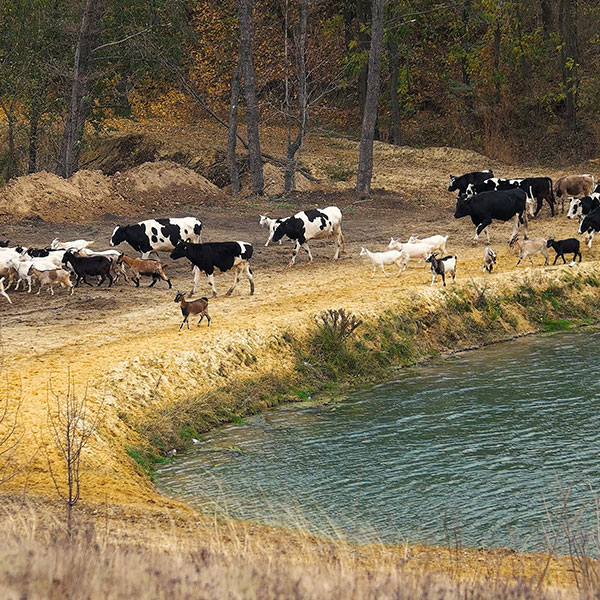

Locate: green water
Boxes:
[157,331,600,552]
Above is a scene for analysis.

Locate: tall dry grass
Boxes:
[0,495,586,600]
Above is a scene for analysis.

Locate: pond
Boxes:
[157,331,600,552]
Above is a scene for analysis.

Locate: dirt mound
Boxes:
[0,161,227,223]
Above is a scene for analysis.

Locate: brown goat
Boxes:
[554,175,594,213]
[118,254,171,288]
[174,292,210,331]
[29,267,74,295]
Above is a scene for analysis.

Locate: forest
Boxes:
[0,0,597,192]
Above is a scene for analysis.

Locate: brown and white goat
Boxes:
[509,236,549,266]
[482,246,497,273]
[174,292,211,331]
[29,267,74,295]
[118,254,171,288]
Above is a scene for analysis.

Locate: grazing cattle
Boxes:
[448,170,494,194]
[554,175,595,213]
[513,177,556,217]
[566,194,600,219]
[465,177,518,196]
[110,217,203,258]
[270,207,344,266]
[546,238,582,264]
[578,207,600,248]
[454,189,528,243]
[170,241,254,297]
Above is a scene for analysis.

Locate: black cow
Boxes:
[448,170,494,194]
[454,189,528,243]
[514,177,556,217]
[595,182,600,194]
[170,241,254,297]
[578,207,600,249]
[110,217,202,258]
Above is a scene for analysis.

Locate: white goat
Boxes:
[8,258,55,292]
[388,238,431,260]
[0,277,11,303]
[50,238,94,251]
[482,247,497,273]
[259,215,285,246]
[407,235,448,255]
[509,236,549,266]
[360,247,409,278]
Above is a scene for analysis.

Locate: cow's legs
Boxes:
[509,214,520,243]
[587,232,595,249]
[289,241,301,265]
[245,263,255,295]
[206,273,218,298]
[332,231,342,260]
[475,219,492,243]
[303,243,313,261]
[226,265,241,296]
[189,266,202,296]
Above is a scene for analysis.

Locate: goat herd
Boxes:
[0,170,597,329]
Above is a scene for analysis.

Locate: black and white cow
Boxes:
[110,217,202,258]
[170,241,254,297]
[270,206,344,266]
[594,182,600,194]
[578,207,600,249]
[465,178,519,196]
[567,194,600,219]
[454,188,528,243]
[448,170,494,194]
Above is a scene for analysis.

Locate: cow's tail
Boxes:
[547,177,556,204]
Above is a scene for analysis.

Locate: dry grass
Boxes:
[0,497,583,600]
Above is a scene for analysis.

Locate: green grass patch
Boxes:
[541,318,571,332]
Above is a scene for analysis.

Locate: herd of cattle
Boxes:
[0,169,597,320]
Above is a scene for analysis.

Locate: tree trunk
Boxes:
[237,0,264,195]
[356,0,371,118]
[284,0,308,192]
[5,114,16,183]
[461,0,472,111]
[540,0,554,38]
[559,0,578,130]
[28,102,41,174]
[387,37,401,145]
[355,0,384,195]
[227,61,242,194]
[56,0,103,179]
[493,20,501,105]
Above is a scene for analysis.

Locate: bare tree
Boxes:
[227,60,243,194]
[0,380,23,485]
[238,0,264,195]
[46,375,104,534]
[284,0,308,192]
[56,0,104,178]
[355,0,385,195]
[559,0,579,130]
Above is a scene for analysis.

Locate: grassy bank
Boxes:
[131,264,600,476]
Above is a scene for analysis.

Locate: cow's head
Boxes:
[271,221,288,244]
[110,225,125,246]
[454,194,471,219]
[567,197,581,219]
[170,241,188,260]
[448,175,457,192]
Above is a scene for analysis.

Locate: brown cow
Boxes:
[554,174,595,213]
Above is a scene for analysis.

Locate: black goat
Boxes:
[546,238,582,264]
[0,240,9,248]
[62,251,113,287]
